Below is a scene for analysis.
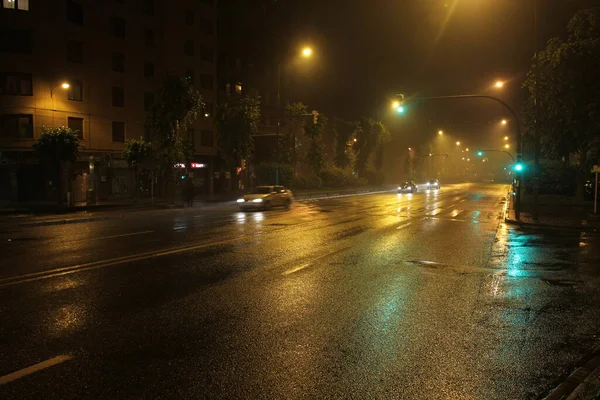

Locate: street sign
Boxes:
[592,165,599,173]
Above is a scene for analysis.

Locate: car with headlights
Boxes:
[398,180,418,193]
[426,179,440,190]
[237,185,294,211]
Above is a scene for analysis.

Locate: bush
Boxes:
[320,167,350,188]
[291,175,323,190]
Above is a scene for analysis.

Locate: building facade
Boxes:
[0,0,217,204]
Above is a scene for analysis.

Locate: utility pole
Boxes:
[533,0,541,220]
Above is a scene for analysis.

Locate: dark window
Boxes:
[0,73,32,96]
[112,121,125,142]
[185,9,194,25]
[112,87,124,107]
[112,52,124,72]
[66,41,83,63]
[0,114,33,138]
[199,0,214,6]
[185,68,194,84]
[68,80,83,101]
[200,45,213,63]
[143,28,154,48]
[144,92,154,111]
[184,39,194,56]
[187,128,195,148]
[144,61,154,79]
[0,29,32,53]
[200,18,214,35]
[142,0,154,15]
[68,116,84,139]
[200,74,213,90]
[66,0,83,24]
[1,0,29,10]
[112,17,126,39]
[200,130,214,147]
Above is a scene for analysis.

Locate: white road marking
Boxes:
[282,246,350,276]
[0,355,72,385]
[396,222,412,230]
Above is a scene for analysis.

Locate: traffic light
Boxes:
[477,150,483,157]
[311,110,319,124]
[393,93,405,114]
[396,106,405,114]
[514,154,524,172]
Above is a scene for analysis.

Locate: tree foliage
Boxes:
[333,118,355,169]
[304,113,327,176]
[282,102,308,165]
[123,137,152,168]
[216,95,261,166]
[33,126,80,167]
[146,74,203,166]
[523,8,600,196]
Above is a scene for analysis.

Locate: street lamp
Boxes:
[501,119,507,125]
[456,141,461,146]
[50,81,70,97]
[495,80,504,89]
[465,148,469,151]
[392,100,400,109]
[275,46,315,184]
[438,130,443,135]
[505,144,510,149]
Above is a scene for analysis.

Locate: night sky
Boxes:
[281,0,600,151]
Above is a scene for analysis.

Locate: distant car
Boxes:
[237,185,294,211]
[426,179,440,190]
[398,181,418,193]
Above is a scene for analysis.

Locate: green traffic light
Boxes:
[514,163,523,172]
[477,151,483,157]
[396,106,405,114]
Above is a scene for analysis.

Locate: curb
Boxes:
[505,217,600,231]
[545,346,600,400]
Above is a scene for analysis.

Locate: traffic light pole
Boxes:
[411,94,522,220]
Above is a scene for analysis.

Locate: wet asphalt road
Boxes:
[1,183,600,399]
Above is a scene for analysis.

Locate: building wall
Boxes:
[0,0,217,202]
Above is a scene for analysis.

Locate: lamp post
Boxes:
[275,46,313,185]
[50,82,70,98]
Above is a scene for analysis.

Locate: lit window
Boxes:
[2,0,29,10]
[235,83,242,94]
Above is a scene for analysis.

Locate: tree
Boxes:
[32,126,80,205]
[283,102,308,171]
[123,137,152,198]
[304,113,327,176]
[373,120,391,172]
[216,95,261,167]
[523,8,600,199]
[353,118,378,176]
[333,118,355,169]
[146,75,203,200]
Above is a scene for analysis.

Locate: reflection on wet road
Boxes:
[1,183,600,399]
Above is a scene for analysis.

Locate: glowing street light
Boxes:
[504,136,509,141]
[50,81,70,97]
[408,147,412,151]
[501,119,507,125]
[438,130,443,135]
[302,47,313,57]
[495,80,504,88]
[466,148,469,151]
[392,100,400,109]
[504,144,510,149]
[456,141,461,146]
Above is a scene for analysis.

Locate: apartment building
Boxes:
[0,0,217,204]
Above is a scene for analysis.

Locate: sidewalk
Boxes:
[545,346,600,400]
[505,194,600,229]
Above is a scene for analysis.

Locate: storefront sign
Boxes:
[174,163,186,168]
[190,163,206,169]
